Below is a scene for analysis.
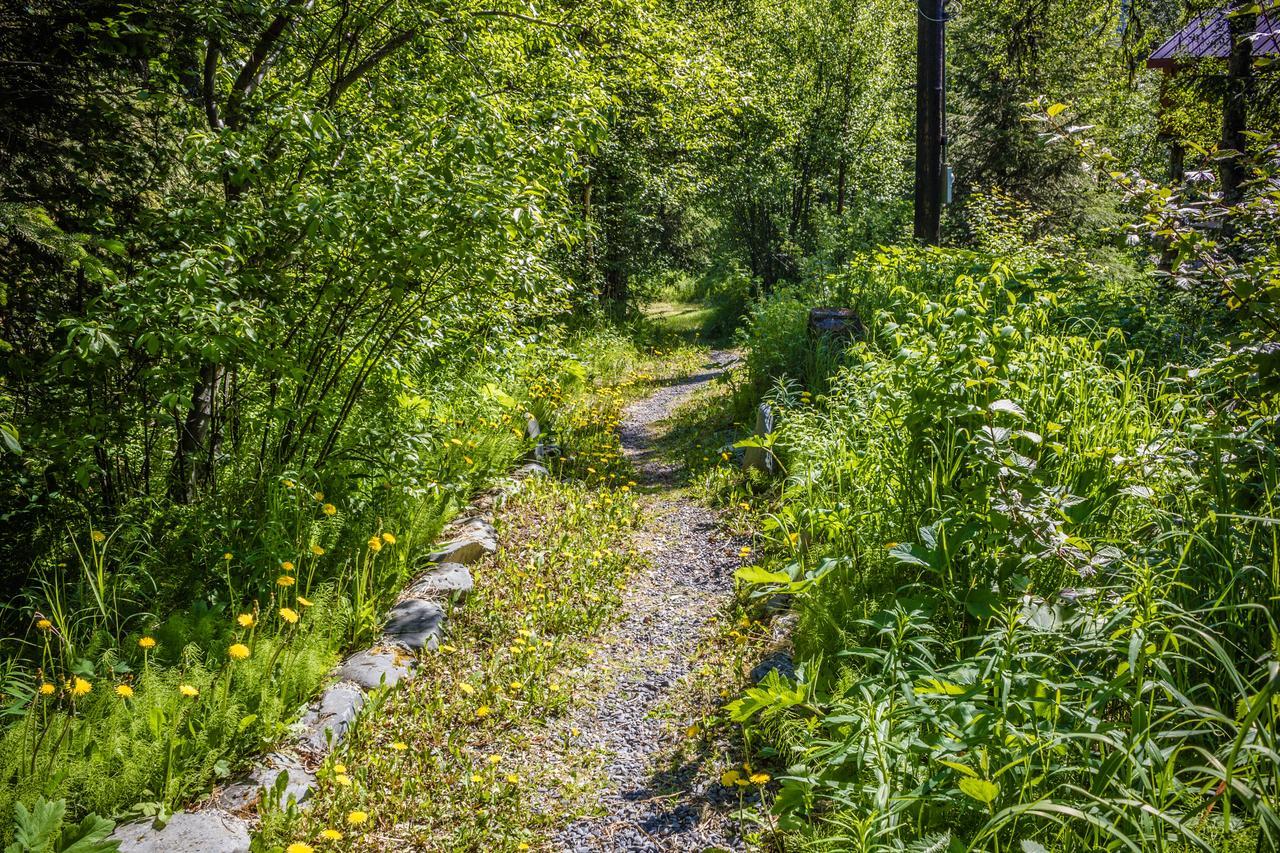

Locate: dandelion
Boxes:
[223,552,233,561]
[367,536,383,553]
[286,844,313,853]
[310,544,325,556]
[475,705,491,718]
[297,596,313,607]
[322,503,337,516]
[71,677,92,697]
[115,684,134,699]
[518,844,530,851]
[488,755,501,765]
[279,607,299,624]
[685,724,700,738]
[277,575,295,587]
[283,479,295,488]
[506,773,519,785]
[720,770,741,787]
[237,613,255,628]
[320,829,342,841]
[750,772,771,785]
[179,684,198,698]
[281,561,295,572]
[334,763,346,773]
[459,683,475,696]
[139,636,156,649]
[313,491,324,501]
[39,682,55,696]
[91,530,106,543]
[346,810,368,826]
[392,742,408,751]
[739,546,752,557]
[381,532,396,544]
[35,618,52,631]
[228,643,251,661]
[470,773,483,783]
[571,727,580,737]
[334,774,352,787]
[509,680,523,690]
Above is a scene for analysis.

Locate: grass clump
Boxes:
[707,246,1279,851]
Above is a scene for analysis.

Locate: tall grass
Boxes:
[719,247,1279,851]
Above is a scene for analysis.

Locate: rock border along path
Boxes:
[555,350,749,853]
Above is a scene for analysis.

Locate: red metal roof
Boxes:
[1148,3,1280,70]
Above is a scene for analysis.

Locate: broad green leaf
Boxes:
[958,776,1000,804]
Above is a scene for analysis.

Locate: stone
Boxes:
[525,412,541,440]
[750,651,795,685]
[296,682,365,752]
[741,402,775,475]
[426,517,497,565]
[514,462,549,479]
[212,752,315,813]
[382,598,447,649]
[111,810,250,853]
[406,563,473,602]
[336,646,416,690]
[807,307,863,340]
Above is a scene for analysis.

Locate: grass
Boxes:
[702,246,1280,852]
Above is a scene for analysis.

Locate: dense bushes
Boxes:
[720,247,1278,850]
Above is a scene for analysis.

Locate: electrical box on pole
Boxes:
[914,0,947,244]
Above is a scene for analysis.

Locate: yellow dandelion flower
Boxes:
[35,618,52,631]
[322,503,337,516]
[506,773,519,785]
[39,682,55,696]
[475,705,490,718]
[750,772,771,785]
[179,684,198,698]
[283,479,295,488]
[720,770,741,787]
[237,613,254,628]
[115,684,134,698]
[279,607,299,624]
[334,773,352,786]
[277,575,295,587]
[685,724,700,738]
[346,810,368,826]
[518,844,530,851]
[509,681,523,690]
[310,544,325,556]
[320,829,342,841]
[380,532,396,544]
[313,491,324,501]
[367,536,383,553]
[281,561,295,572]
[459,683,475,696]
[333,763,346,773]
[139,636,156,649]
[91,530,106,543]
[223,552,233,561]
[286,844,313,853]
[228,643,251,661]
[470,773,483,783]
[71,677,92,697]
[571,727,580,737]
[297,596,313,607]
[391,742,408,751]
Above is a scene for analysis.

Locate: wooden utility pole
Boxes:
[914,0,946,244]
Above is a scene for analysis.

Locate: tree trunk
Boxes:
[169,361,223,503]
[1220,0,1255,206]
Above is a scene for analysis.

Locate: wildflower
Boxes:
[367,536,383,553]
[470,773,483,783]
[313,491,324,501]
[286,844,313,853]
[237,613,255,628]
[36,618,52,631]
[381,532,396,545]
[720,770,741,787]
[71,677,92,697]
[115,684,134,699]
[686,724,700,738]
[346,810,368,826]
[283,479,295,488]
[392,741,408,751]
[334,763,346,773]
[440,644,456,653]
[277,575,295,587]
[39,682,55,696]
[224,552,233,561]
[334,774,352,786]
[179,684,199,698]
[506,773,519,785]
[297,596,313,607]
[139,636,156,649]
[518,844,530,851]
[228,643,251,661]
[459,683,475,696]
[510,680,523,690]
[91,530,106,543]
[320,829,342,841]
[279,607,299,624]
[571,727,580,737]
[322,503,337,516]
[310,544,325,556]
[475,705,491,718]
[488,755,501,765]
[281,561,295,572]
[750,772,771,785]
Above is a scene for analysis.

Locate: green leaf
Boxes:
[12,797,65,851]
[959,776,1000,805]
[1046,103,1067,117]
[938,758,979,777]
[734,566,793,586]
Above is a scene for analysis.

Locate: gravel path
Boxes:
[553,350,750,853]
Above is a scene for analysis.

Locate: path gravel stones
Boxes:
[554,351,751,853]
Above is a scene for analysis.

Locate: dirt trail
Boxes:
[549,350,749,853]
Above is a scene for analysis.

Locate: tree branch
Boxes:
[325,27,418,107]
[202,32,223,131]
